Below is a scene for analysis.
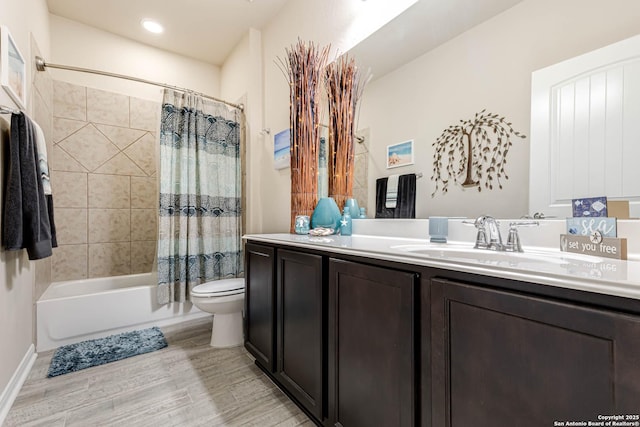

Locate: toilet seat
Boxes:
[191,278,245,298]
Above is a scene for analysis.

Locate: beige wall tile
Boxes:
[53,118,86,144]
[89,243,130,278]
[130,98,160,132]
[354,153,368,188]
[32,91,52,146]
[54,81,86,121]
[88,174,130,209]
[51,171,87,208]
[88,209,131,243]
[124,133,157,176]
[131,241,156,274]
[87,88,129,127]
[131,176,157,209]
[58,124,120,172]
[51,146,87,173]
[56,208,88,244]
[94,153,146,176]
[131,209,157,241]
[52,244,88,282]
[95,124,146,150]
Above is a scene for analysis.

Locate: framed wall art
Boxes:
[1,25,26,109]
[386,139,414,169]
[274,128,290,170]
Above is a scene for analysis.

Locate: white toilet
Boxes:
[190,278,245,348]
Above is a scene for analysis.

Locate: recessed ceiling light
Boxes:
[141,19,164,34]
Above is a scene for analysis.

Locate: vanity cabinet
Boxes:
[244,243,276,370]
[275,249,325,421]
[430,278,640,427]
[246,237,640,427]
[328,259,417,427]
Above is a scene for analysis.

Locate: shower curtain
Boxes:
[157,89,243,304]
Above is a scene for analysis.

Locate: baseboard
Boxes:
[0,344,37,425]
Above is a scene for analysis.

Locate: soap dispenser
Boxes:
[340,207,352,236]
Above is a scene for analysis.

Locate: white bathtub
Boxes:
[36,272,211,351]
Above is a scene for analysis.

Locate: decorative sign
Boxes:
[572,196,607,217]
[560,234,627,260]
[566,217,617,238]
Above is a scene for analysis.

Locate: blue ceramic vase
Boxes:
[344,198,360,219]
[311,197,342,232]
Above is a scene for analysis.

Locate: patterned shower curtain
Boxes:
[157,89,243,304]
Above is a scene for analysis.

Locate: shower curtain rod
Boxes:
[34,56,244,111]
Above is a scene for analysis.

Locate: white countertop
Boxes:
[244,232,640,302]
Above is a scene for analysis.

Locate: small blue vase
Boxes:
[311,197,342,233]
[344,198,360,219]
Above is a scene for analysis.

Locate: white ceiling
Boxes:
[47,0,524,73]
[348,0,524,80]
[46,0,289,65]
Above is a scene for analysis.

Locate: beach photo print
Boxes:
[387,140,414,169]
[274,129,290,170]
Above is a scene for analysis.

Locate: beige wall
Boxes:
[255,0,417,233]
[221,30,262,233]
[0,0,50,410]
[50,81,159,281]
[358,0,640,219]
[49,14,221,102]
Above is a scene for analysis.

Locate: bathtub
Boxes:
[36,272,211,351]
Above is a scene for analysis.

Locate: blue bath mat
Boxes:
[47,327,168,377]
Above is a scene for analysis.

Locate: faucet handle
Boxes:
[504,221,539,252]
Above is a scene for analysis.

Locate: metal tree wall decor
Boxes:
[431,109,525,196]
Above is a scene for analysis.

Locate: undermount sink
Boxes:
[389,244,604,265]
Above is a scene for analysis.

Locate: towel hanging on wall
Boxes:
[375,173,417,219]
[385,174,399,208]
[2,112,57,260]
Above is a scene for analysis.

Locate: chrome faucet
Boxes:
[465,216,539,252]
[470,216,504,251]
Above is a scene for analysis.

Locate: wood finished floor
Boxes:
[5,318,314,427]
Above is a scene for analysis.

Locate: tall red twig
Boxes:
[278,39,330,232]
[325,54,366,210]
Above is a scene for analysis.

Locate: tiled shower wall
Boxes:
[50,81,159,281]
[31,36,54,300]
[353,128,370,213]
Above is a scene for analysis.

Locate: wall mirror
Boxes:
[344,1,640,220]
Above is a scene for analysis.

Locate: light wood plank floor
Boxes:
[5,318,314,427]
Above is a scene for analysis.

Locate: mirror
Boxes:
[345,0,640,219]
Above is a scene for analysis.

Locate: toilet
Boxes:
[190,278,245,348]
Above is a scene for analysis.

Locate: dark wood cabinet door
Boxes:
[328,259,416,427]
[276,249,324,420]
[244,243,276,371]
[431,278,640,427]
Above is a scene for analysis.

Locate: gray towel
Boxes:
[375,174,417,219]
[2,112,55,260]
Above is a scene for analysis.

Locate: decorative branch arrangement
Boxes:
[431,109,525,196]
[325,54,366,210]
[278,39,330,232]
